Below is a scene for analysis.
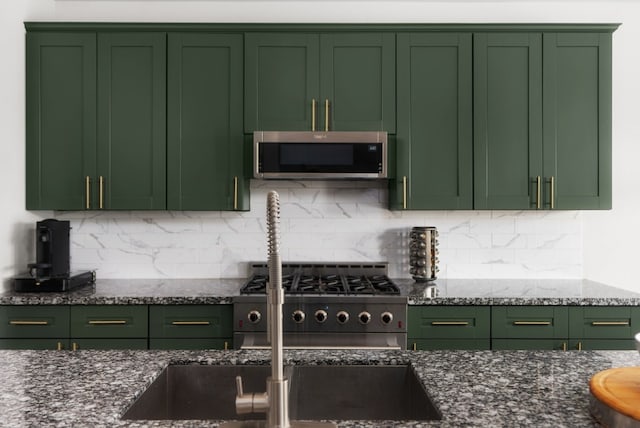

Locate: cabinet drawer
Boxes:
[409,338,490,351]
[0,338,69,350]
[569,306,640,340]
[70,338,148,350]
[149,338,231,350]
[0,306,70,338]
[408,306,490,340]
[492,339,567,351]
[70,305,148,338]
[569,339,635,351]
[149,305,232,338]
[492,306,568,339]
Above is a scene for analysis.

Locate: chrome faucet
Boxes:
[234,190,289,427]
[230,191,335,428]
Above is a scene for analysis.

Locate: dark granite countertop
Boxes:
[2,278,640,306]
[1,348,638,427]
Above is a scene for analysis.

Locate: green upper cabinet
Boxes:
[167,33,248,211]
[473,33,543,210]
[97,33,167,210]
[474,31,612,210]
[543,33,612,209]
[392,33,473,210]
[244,32,395,133]
[26,33,97,210]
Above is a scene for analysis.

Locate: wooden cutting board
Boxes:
[590,367,640,422]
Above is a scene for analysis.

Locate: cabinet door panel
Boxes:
[408,305,489,340]
[543,33,612,209]
[167,33,246,210]
[569,306,640,340]
[149,338,231,350]
[26,33,96,210]
[492,339,566,350]
[0,339,69,350]
[70,305,148,338]
[97,33,166,209]
[393,33,472,210]
[474,33,543,209]
[0,306,70,338]
[320,33,395,132]
[245,33,319,132]
[492,306,568,339]
[71,338,148,350]
[149,305,233,338]
[409,338,490,350]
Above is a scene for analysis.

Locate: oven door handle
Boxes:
[240,345,402,350]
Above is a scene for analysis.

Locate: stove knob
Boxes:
[358,311,372,325]
[336,311,350,324]
[292,310,306,324]
[314,310,328,323]
[381,312,393,325]
[247,310,261,324]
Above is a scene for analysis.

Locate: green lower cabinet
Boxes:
[149,305,233,349]
[568,306,640,350]
[0,306,70,348]
[0,339,69,350]
[408,306,490,350]
[70,338,148,350]
[492,339,568,351]
[149,338,232,350]
[491,306,568,339]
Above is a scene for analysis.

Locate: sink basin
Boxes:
[122,364,441,422]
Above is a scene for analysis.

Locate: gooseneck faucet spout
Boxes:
[234,190,290,428]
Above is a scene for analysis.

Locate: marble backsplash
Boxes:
[50,180,582,279]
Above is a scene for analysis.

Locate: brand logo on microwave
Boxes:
[368,145,378,152]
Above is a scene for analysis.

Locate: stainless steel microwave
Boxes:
[253,131,388,179]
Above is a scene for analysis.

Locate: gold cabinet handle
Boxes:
[171,321,211,326]
[85,176,91,209]
[591,321,630,326]
[412,342,417,351]
[10,320,49,326]
[224,341,229,351]
[550,176,555,209]
[99,176,104,209]
[431,321,470,326]
[513,321,551,326]
[311,99,317,131]
[402,176,407,209]
[577,341,583,351]
[88,320,127,325]
[536,176,541,209]
[324,99,330,132]
[562,342,567,351]
[233,176,238,210]
[72,342,78,351]
[57,342,63,351]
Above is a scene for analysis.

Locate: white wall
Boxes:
[1,1,639,291]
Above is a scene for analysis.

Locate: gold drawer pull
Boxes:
[10,320,49,326]
[591,321,630,326]
[171,321,210,326]
[513,321,551,326]
[88,320,127,325]
[431,321,470,326]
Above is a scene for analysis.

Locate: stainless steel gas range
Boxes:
[233,262,407,350]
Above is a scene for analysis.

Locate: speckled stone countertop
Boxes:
[0,348,638,427]
[2,278,640,306]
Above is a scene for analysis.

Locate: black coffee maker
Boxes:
[28,219,70,280]
[14,219,95,292]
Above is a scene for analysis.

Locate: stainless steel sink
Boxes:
[122,364,441,422]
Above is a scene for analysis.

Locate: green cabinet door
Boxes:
[149,305,233,349]
[26,32,97,210]
[319,33,395,132]
[543,33,612,209]
[474,33,543,210]
[408,306,490,350]
[568,306,639,350]
[167,33,248,210]
[97,33,166,209]
[392,33,472,210]
[245,33,319,132]
[245,32,394,132]
[492,306,568,339]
